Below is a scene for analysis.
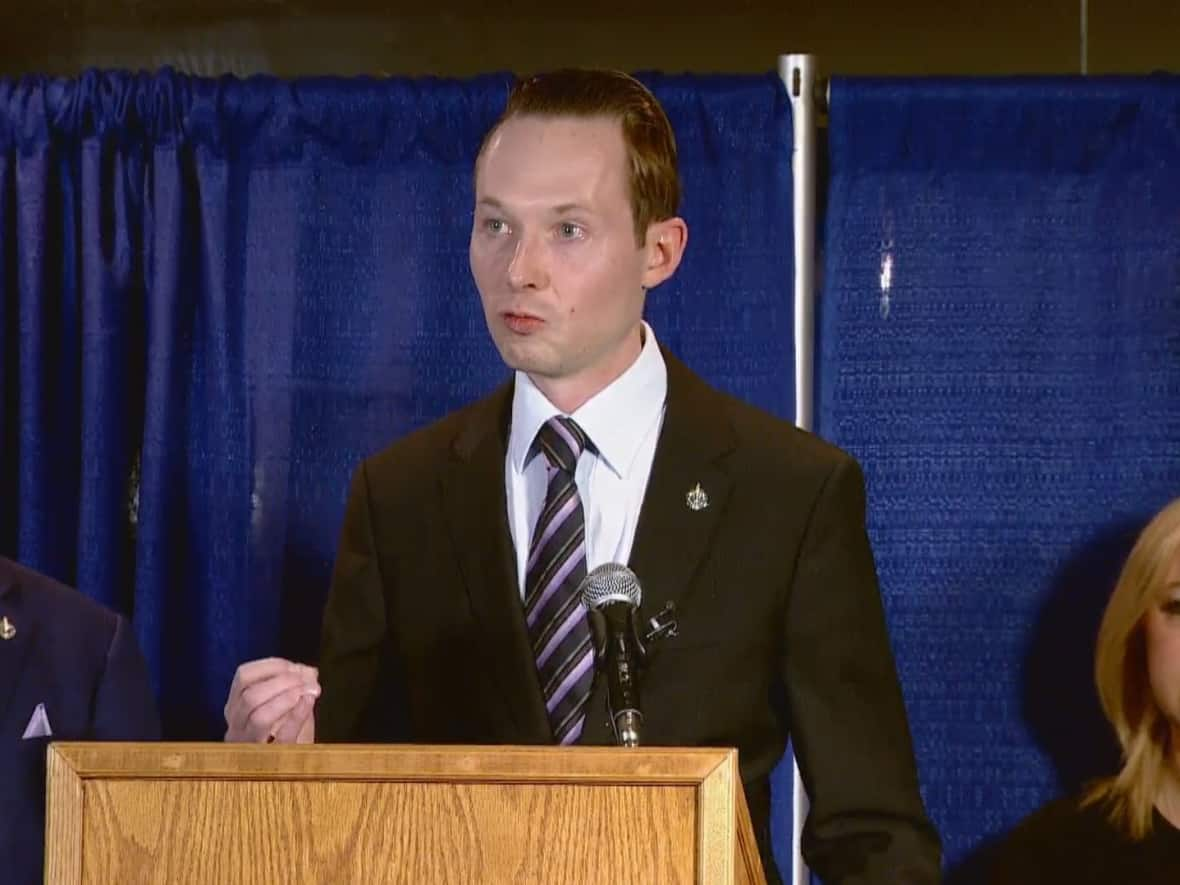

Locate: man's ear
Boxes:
[640,217,688,290]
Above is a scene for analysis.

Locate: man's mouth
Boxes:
[502,311,545,334]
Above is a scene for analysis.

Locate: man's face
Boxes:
[1145,553,1180,748]
[470,114,656,406]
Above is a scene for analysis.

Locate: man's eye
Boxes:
[558,222,582,239]
[484,219,507,235]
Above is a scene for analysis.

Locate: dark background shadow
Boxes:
[1021,521,1139,794]
[944,519,1143,884]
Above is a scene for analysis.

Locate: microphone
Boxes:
[580,563,645,747]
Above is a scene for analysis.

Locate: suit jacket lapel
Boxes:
[0,576,37,739]
[441,382,552,743]
[629,350,736,625]
[581,351,738,745]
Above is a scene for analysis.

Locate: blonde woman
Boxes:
[993,496,1180,882]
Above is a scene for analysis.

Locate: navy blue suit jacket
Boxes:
[0,557,160,885]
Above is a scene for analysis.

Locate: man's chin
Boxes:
[507,359,560,380]
[494,340,556,376]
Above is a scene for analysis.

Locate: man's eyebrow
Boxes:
[474,198,593,213]
[551,203,593,215]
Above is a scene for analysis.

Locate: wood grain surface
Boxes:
[45,743,763,884]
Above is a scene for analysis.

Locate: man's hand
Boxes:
[224,657,320,743]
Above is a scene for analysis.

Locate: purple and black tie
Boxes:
[524,415,595,745]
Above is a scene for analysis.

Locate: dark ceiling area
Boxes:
[1,2,1176,79]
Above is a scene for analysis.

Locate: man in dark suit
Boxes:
[0,556,160,885]
[224,69,941,883]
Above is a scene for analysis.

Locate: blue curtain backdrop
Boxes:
[0,66,796,862]
[819,77,1180,880]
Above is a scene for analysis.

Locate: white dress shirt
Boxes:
[505,322,667,598]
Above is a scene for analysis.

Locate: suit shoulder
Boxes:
[1,558,119,629]
[0,557,121,648]
[358,383,510,481]
[708,385,858,476]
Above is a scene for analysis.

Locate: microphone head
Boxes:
[580,562,642,611]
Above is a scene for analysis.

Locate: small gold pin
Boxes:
[0,616,15,640]
[685,483,709,512]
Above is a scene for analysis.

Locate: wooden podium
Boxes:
[45,743,766,884]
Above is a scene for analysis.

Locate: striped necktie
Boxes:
[524,415,595,745]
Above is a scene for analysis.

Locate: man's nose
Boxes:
[507,234,548,290]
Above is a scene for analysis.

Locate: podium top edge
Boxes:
[48,742,740,785]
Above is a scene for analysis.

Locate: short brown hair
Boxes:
[479,69,681,245]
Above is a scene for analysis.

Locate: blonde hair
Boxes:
[1084,496,1180,837]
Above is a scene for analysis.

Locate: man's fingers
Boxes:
[271,693,317,744]
[226,672,305,733]
[229,657,301,695]
[225,658,305,720]
[229,683,320,742]
[223,657,321,741]
[296,707,316,744]
[241,672,317,715]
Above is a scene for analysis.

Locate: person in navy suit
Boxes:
[0,555,160,885]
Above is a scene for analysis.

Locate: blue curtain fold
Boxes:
[819,76,1180,879]
[0,67,795,758]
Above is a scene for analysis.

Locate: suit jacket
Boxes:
[316,350,942,884]
[0,557,160,885]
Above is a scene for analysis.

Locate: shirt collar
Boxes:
[508,321,667,478]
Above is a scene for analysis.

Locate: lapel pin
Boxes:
[685,483,709,512]
[0,616,15,640]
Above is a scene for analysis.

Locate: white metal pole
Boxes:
[779,51,818,885]
[783,54,817,436]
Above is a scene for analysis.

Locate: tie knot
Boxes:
[535,416,588,473]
